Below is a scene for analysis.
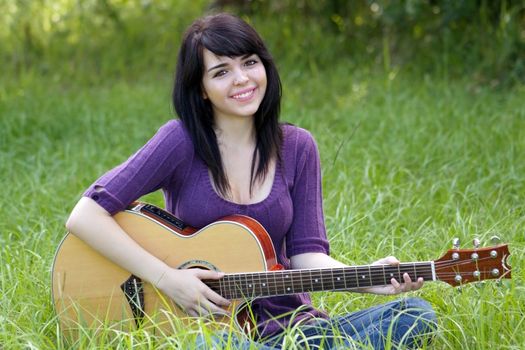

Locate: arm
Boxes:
[66,197,230,316]
[290,252,424,295]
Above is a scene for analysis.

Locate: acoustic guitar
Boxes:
[52,202,512,335]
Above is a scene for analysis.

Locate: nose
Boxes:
[233,69,249,85]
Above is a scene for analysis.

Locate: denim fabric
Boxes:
[196,297,437,349]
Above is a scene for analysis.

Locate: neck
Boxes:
[204,262,435,300]
[213,115,255,148]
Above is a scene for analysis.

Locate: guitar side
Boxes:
[52,204,278,335]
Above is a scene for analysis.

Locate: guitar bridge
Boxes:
[120,275,145,328]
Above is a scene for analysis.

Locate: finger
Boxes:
[194,269,225,280]
[187,308,199,317]
[205,299,230,315]
[204,288,231,307]
[390,278,401,290]
[388,256,400,265]
[196,299,229,316]
[414,277,424,290]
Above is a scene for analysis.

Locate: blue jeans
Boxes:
[196,297,437,349]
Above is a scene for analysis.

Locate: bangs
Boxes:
[198,18,264,58]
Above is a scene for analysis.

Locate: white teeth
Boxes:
[232,89,254,99]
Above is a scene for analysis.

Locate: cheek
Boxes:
[256,68,268,92]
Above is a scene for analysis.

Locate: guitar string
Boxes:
[204,264,432,286]
[206,254,499,287]
[210,265,433,289]
[205,252,502,283]
[204,256,503,298]
[434,255,501,269]
[204,258,497,293]
[204,265,434,296]
[205,259,491,289]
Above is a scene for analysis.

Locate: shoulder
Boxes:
[151,119,193,150]
[280,123,321,184]
[135,119,195,166]
[281,123,318,156]
[156,119,189,139]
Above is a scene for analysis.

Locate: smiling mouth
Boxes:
[231,88,256,100]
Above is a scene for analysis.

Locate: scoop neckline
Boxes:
[204,158,283,208]
[203,126,287,208]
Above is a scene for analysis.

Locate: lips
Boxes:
[231,87,256,100]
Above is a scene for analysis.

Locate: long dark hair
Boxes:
[173,13,282,198]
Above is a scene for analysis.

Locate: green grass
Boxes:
[1,66,524,349]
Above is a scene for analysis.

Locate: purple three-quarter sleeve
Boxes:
[285,128,329,257]
[83,120,190,215]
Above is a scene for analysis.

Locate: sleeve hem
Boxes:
[287,245,329,258]
[83,187,125,215]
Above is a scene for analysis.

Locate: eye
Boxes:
[213,70,228,78]
[245,59,258,67]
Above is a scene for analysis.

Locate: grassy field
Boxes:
[0,65,524,349]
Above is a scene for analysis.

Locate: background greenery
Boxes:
[1,0,524,349]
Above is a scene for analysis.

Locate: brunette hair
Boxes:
[173,13,282,198]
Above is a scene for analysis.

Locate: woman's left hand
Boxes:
[364,256,424,295]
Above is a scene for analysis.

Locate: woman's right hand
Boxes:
[155,268,231,317]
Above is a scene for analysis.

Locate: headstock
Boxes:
[434,240,511,287]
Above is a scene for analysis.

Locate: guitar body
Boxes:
[52,203,279,335]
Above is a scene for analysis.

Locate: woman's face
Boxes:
[201,49,267,122]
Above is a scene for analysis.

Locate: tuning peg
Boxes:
[490,235,501,245]
[473,238,480,248]
[452,238,460,249]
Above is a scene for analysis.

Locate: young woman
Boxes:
[66,13,436,349]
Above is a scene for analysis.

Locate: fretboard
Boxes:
[205,262,434,300]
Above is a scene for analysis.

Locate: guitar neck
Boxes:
[207,262,435,299]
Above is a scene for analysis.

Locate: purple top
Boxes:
[84,119,330,337]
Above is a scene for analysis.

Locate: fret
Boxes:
[240,273,248,298]
[243,274,251,297]
[218,278,224,298]
[412,263,418,280]
[225,275,231,299]
[225,274,232,299]
[384,265,395,282]
[251,273,259,297]
[369,265,385,287]
[355,266,370,287]
[304,269,314,292]
[326,268,334,290]
[272,270,278,296]
[257,272,265,297]
[296,270,304,293]
[310,269,323,292]
[235,274,244,299]
[229,274,237,299]
[285,271,294,294]
[367,265,372,287]
[382,264,387,285]
[248,274,254,297]
[354,266,360,288]
[277,271,286,295]
[261,272,270,297]
[332,268,346,290]
[239,274,248,298]
[343,266,358,289]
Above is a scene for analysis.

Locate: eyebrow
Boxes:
[207,53,254,73]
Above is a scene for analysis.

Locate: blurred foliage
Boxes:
[0,0,524,84]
